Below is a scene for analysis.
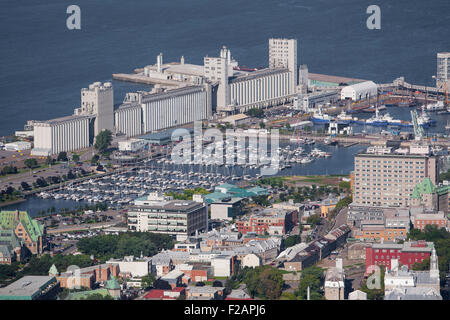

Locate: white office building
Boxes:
[127,192,208,240]
[437,52,450,89]
[269,38,298,92]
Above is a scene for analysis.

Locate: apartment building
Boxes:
[353,152,438,207]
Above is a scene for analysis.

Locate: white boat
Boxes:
[425,100,445,111]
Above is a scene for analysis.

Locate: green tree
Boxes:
[72,154,80,162]
[57,152,68,162]
[24,158,38,169]
[306,214,321,226]
[295,266,324,300]
[243,266,284,300]
[94,130,113,153]
[80,293,114,300]
[141,273,156,289]
[284,235,301,249]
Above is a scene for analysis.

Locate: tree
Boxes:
[91,154,100,165]
[24,158,38,169]
[295,266,324,300]
[67,171,75,180]
[94,130,112,153]
[212,280,223,287]
[57,152,68,162]
[72,154,80,162]
[259,121,265,129]
[246,108,264,118]
[141,273,156,289]
[81,293,114,300]
[243,266,284,300]
[21,182,31,191]
[284,235,301,249]
[306,214,321,226]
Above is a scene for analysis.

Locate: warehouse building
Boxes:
[32,115,92,156]
[32,81,113,156]
[340,81,377,101]
[141,85,211,133]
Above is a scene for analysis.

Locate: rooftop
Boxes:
[0,276,56,300]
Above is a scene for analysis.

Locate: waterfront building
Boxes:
[352,150,439,207]
[117,138,147,152]
[0,210,44,256]
[204,46,231,111]
[144,53,207,85]
[340,81,377,100]
[114,101,142,137]
[76,81,114,136]
[0,275,59,300]
[127,192,208,241]
[140,85,210,133]
[4,141,31,151]
[32,115,91,156]
[324,258,345,300]
[269,38,298,92]
[228,67,293,112]
[365,240,434,270]
[218,113,250,126]
[436,52,450,90]
[32,81,113,156]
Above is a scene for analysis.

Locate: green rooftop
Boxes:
[411,178,436,199]
[0,211,43,243]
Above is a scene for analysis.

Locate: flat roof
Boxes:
[35,114,91,125]
[220,114,249,122]
[0,276,56,299]
[138,127,194,142]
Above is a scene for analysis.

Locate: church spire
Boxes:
[430,247,439,279]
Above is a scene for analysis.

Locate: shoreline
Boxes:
[0,198,26,208]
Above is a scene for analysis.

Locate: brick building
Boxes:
[235,208,296,235]
[365,240,434,270]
